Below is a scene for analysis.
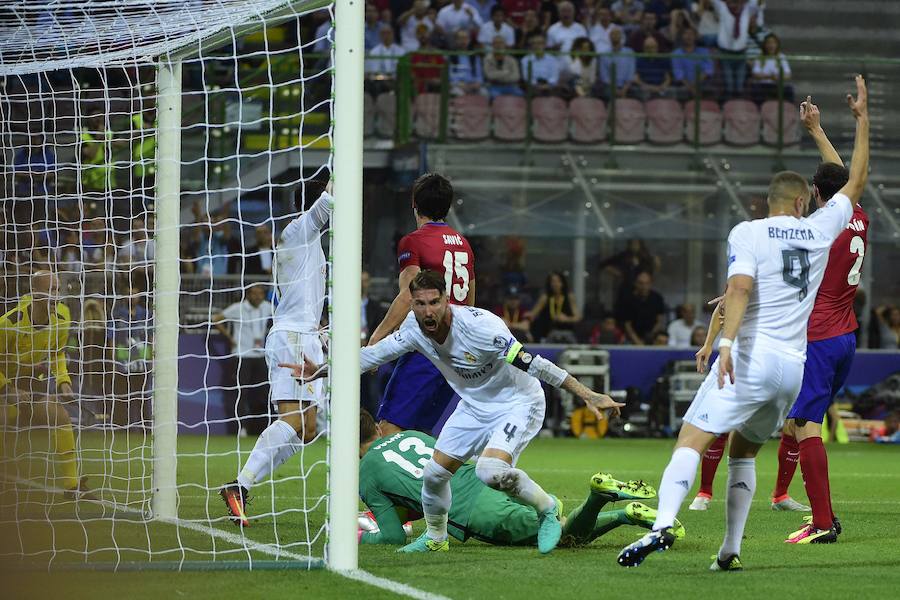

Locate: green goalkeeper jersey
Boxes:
[358,431,539,546]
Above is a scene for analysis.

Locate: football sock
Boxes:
[799,437,834,530]
[698,433,728,497]
[584,511,627,543]
[421,460,453,542]
[54,422,79,490]
[561,490,610,542]
[653,447,700,530]
[720,457,756,559]
[237,419,300,490]
[772,434,799,500]
[475,457,554,512]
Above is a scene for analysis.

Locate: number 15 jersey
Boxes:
[727,193,853,360]
[397,222,475,304]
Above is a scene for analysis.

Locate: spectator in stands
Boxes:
[364,3,383,50]
[502,0,540,27]
[671,27,714,97]
[645,0,688,32]
[521,34,561,95]
[495,285,533,342]
[515,8,543,48]
[119,216,155,272]
[244,225,274,276]
[410,25,447,92]
[616,271,666,345]
[590,316,624,344]
[628,11,671,52]
[527,271,581,343]
[484,36,524,97]
[598,27,636,98]
[109,286,153,375]
[478,5,516,47]
[467,0,497,23]
[547,1,588,54]
[578,0,600,26]
[652,331,670,345]
[749,33,793,103]
[538,0,559,30]
[611,0,646,34]
[599,238,661,290]
[562,37,598,98]
[690,325,707,346]
[213,284,272,436]
[448,30,486,95]
[632,36,673,99]
[875,305,900,349]
[690,0,719,47]
[436,0,483,39]
[13,132,56,199]
[365,25,406,89]
[400,0,435,51]
[667,303,698,346]
[588,6,619,54]
[713,0,756,98]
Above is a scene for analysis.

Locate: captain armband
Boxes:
[504,342,568,388]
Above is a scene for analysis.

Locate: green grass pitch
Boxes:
[3,434,899,599]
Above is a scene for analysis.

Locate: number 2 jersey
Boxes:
[806,203,869,342]
[726,193,853,360]
[397,222,474,304]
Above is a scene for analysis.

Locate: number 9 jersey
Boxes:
[397,222,475,304]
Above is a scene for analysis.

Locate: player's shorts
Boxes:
[434,396,545,465]
[376,352,459,434]
[265,330,325,408]
[788,332,856,424]
[682,348,804,444]
[465,487,539,546]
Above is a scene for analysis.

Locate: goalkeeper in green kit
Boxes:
[356,410,685,547]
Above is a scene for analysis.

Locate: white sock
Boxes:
[421,460,453,542]
[719,457,756,559]
[237,419,301,489]
[653,447,701,530]
[475,457,554,513]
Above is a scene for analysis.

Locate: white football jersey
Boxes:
[271,192,331,333]
[727,193,853,359]
[361,305,544,419]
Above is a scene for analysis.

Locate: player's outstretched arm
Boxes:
[560,375,625,421]
[837,75,869,203]
[695,296,725,373]
[368,265,420,346]
[717,275,753,388]
[800,95,842,165]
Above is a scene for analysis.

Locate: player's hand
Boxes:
[278,357,328,381]
[847,74,867,119]
[717,347,734,389]
[584,392,625,420]
[799,95,821,131]
[695,344,712,373]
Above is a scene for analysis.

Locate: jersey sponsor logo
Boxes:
[463,351,477,364]
[846,218,866,232]
[453,361,494,380]
[768,226,815,241]
[442,233,465,246]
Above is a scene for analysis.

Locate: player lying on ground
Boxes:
[617,75,869,571]
[354,409,685,547]
[689,96,867,544]
[284,269,624,555]
[0,270,93,499]
[220,179,332,527]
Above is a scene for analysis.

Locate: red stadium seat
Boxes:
[613,98,646,144]
[646,98,684,145]
[363,93,375,137]
[723,99,760,146]
[450,94,491,140]
[374,91,396,139]
[569,97,607,143]
[491,95,527,141]
[761,100,800,146]
[683,100,723,145]
[532,96,569,143]
[413,93,441,139]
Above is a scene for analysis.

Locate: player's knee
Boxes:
[423,459,453,490]
[475,457,518,492]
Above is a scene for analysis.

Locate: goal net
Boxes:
[0,0,361,571]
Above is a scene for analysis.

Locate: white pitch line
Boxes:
[5,476,451,600]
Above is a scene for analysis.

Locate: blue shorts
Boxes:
[376,352,459,434]
[788,332,856,424]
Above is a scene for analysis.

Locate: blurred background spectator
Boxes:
[484,37,523,97]
[599,28,635,98]
[875,305,900,349]
[400,1,435,51]
[616,271,666,345]
[612,0,646,34]
[588,6,619,54]
[671,27,714,98]
[562,37,598,97]
[528,271,581,343]
[522,34,561,94]
[749,32,793,103]
[478,5,516,47]
[667,303,699,346]
[448,30,486,96]
[547,2,588,54]
[633,36,673,99]
[714,0,757,99]
[495,285,533,342]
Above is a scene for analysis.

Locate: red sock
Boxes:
[772,434,799,501]
[799,437,834,530]
[698,433,728,497]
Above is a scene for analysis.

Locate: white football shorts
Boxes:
[265,330,326,408]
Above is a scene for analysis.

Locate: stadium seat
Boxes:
[723,99,761,146]
[683,100,723,145]
[569,97,607,143]
[646,98,684,145]
[761,100,800,146]
[450,94,490,140]
[532,96,569,143]
[491,95,527,141]
[413,93,441,139]
[363,92,375,137]
[374,91,396,138]
[612,98,646,144]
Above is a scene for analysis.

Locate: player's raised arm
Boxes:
[368,265,420,345]
[836,75,869,203]
[800,95,843,165]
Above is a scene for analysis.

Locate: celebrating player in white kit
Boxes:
[285,269,624,555]
[618,75,869,571]
[221,179,332,527]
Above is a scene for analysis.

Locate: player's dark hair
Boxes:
[544,271,569,296]
[294,176,329,212]
[409,269,446,296]
[412,172,454,221]
[812,162,849,202]
[360,409,379,445]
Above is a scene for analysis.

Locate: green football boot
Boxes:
[537,494,563,554]
[624,502,685,540]
[590,472,657,502]
[397,532,449,553]
[710,553,743,572]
